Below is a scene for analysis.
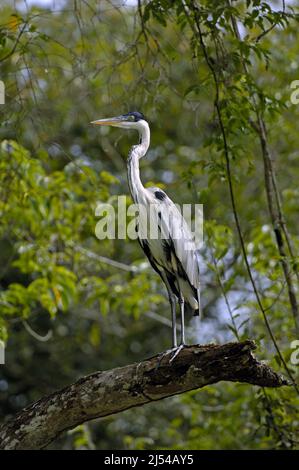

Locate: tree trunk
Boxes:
[0,340,288,450]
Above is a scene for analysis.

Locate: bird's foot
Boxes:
[156,344,185,368]
[169,343,185,363]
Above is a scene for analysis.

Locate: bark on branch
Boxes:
[0,340,289,450]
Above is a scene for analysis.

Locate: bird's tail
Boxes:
[186,297,202,319]
[193,288,202,319]
[187,286,202,318]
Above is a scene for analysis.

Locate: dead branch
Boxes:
[0,340,288,450]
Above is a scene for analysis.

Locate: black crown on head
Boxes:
[123,111,146,122]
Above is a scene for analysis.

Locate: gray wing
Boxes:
[146,188,201,292]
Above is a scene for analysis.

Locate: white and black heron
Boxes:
[92,111,201,354]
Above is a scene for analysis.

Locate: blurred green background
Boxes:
[0,0,298,449]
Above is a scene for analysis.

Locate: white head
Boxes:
[91,111,150,158]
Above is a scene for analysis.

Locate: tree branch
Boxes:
[0,340,288,450]
[228,3,299,332]
[182,1,298,391]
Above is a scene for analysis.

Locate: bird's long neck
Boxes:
[127,122,150,203]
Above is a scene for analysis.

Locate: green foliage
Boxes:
[0,0,298,450]
[0,139,119,333]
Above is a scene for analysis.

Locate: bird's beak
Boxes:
[90,116,125,127]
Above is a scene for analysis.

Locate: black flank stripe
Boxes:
[155,191,166,201]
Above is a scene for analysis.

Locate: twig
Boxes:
[182,1,298,393]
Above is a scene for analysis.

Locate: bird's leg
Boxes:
[157,294,186,366]
[155,291,178,369]
[179,295,185,345]
[160,272,178,349]
[170,294,177,348]
[169,295,185,364]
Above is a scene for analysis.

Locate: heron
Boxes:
[91,111,201,355]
